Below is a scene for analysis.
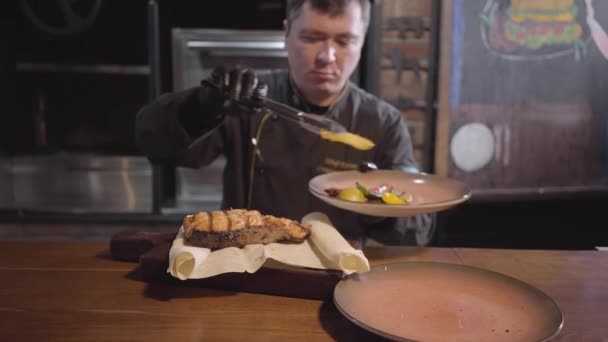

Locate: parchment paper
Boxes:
[168,212,370,280]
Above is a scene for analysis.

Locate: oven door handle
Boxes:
[207,49,288,58]
[187,41,287,57]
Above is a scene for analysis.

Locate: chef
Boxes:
[135,0,432,245]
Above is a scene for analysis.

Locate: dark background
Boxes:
[439,0,608,250]
[9,0,287,154]
[459,0,608,105]
[5,0,608,249]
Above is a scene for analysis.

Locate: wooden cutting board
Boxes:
[110,230,345,300]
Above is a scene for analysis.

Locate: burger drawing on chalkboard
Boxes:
[481,0,592,60]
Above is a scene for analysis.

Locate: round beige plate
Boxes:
[334,262,563,342]
[308,170,471,217]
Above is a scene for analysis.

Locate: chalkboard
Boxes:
[436,0,608,197]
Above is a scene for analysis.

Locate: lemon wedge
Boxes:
[337,187,368,202]
[381,192,406,205]
[320,129,375,151]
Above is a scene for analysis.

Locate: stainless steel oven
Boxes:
[9,154,153,214]
[7,0,154,215]
[172,28,288,91]
[168,28,289,213]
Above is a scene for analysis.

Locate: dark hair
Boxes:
[286,0,371,31]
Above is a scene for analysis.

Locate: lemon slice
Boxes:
[337,187,368,202]
[381,192,406,205]
[320,129,375,151]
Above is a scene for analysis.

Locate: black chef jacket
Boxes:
[136,70,419,241]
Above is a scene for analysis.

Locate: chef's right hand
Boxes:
[200,66,268,113]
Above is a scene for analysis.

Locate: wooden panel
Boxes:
[454,248,608,342]
[1,242,607,341]
[434,0,608,196]
[377,0,436,171]
[0,241,130,270]
[380,69,429,86]
[449,102,602,188]
[402,108,427,122]
[380,83,427,104]
[407,120,426,147]
[383,30,432,41]
[381,40,430,59]
[138,242,342,300]
[414,148,425,165]
[0,269,354,342]
[382,0,432,18]
[109,231,357,300]
[435,0,454,177]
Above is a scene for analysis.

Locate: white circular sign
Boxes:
[450,123,495,172]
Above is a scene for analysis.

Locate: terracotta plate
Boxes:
[334,262,563,342]
[308,170,471,217]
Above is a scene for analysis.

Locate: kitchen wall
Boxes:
[5,0,608,250]
[377,0,437,170]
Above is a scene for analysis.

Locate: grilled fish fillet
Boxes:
[182,209,311,249]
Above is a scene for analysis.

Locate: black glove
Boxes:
[179,67,268,138]
[201,66,268,112]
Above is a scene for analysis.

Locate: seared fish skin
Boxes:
[182,209,311,249]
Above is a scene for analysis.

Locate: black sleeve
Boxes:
[177,84,225,138]
[134,86,226,168]
[375,108,420,173]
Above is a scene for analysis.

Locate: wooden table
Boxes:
[0,242,606,341]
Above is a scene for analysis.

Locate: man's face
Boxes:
[284,1,365,105]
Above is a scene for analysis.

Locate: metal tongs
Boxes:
[201,78,347,135]
[254,96,348,135]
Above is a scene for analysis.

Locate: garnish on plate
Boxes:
[324,183,413,205]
